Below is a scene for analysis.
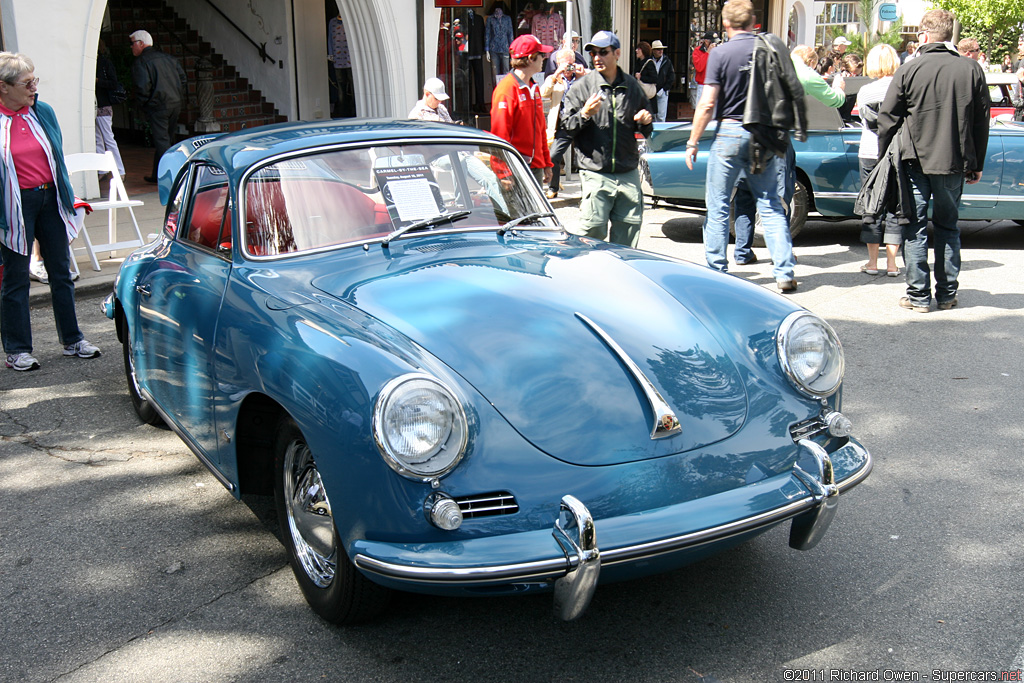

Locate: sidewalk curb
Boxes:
[30,275,117,307]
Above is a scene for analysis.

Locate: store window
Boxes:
[815,1,859,47]
[634,0,766,118]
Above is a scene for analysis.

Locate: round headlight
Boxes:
[373,374,468,480]
[777,312,844,398]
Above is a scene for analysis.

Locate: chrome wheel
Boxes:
[282,439,337,588]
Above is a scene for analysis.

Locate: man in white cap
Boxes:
[408,77,454,123]
[649,39,676,122]
[832,36,850,56]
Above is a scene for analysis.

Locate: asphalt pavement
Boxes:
[4,175,1024,681]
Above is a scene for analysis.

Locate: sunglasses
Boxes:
[588,48,613,57]
[7,77,39,89]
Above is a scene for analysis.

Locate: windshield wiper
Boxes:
[497,211,557,236]
[381,210,471,248]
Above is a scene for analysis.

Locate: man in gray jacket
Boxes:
[877,9,989,313]
[131,30,187,183]
[560,31,653,247]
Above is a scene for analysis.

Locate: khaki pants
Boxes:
[576,168,643,247]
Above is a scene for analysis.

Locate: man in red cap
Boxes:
[490,34,554,186]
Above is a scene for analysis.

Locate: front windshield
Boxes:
[242,141,555,257]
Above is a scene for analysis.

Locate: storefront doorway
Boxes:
[632,0,768,120]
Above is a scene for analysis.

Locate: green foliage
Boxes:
[591,0,611,36]
[933,0,1024,61]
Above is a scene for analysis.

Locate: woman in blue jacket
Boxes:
[0,52,100,371]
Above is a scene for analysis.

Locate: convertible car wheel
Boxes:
[731,179,809,248]
[274,416,391,624]
[121,313,164,426]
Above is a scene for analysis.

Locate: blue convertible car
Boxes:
[641,96,1024,239]
[104,119,871,623]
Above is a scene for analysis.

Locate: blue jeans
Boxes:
[733,180,756,263]
[903,162,964,305]
[733,142,795,263]
[704,122,795,281]
[1,187,84,354]
[655,91,669,122]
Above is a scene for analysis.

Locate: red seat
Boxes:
[245,179,392,255]
[187,186,230,249]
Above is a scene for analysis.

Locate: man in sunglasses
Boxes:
[559,31,654,247]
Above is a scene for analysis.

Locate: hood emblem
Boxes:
[575,313,682,440]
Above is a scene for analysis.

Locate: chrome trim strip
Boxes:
[353,444,872,585]
[140,386,236,493]
[352,498,815,584]
[812,190,1024,205]
[575,312,682,440]
[353,554,570,583]
[599,497,815,566]
[812,191,859,199]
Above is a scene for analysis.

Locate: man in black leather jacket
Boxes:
[683,0,805,292]
[876,9,989,313]
[130,30,187,183]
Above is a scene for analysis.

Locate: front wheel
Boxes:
[121,313,163,426]
[273,416,391,624]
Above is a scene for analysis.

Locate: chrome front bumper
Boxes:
[353,438,872,620]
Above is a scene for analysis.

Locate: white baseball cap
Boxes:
[423,77,449,101]
[833,36,851,47]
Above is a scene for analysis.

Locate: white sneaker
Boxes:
[63,339,101,358]
[70,269,80,282]
[29,260,48,284]
[5,352,40,371]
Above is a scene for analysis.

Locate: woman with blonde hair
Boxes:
[855,43,902,276]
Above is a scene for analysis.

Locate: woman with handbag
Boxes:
[95,38,125,179]
[633,41,658,108]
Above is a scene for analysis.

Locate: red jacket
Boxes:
[489,72,552,174]
[692,44,710,85]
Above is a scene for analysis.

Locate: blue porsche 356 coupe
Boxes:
[104,119,871,623]
[641,96,1024,239]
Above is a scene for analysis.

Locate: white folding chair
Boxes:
[64,151,146,271]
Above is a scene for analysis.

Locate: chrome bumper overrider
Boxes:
[353,439,872,620]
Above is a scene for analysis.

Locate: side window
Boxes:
[163,166,192,238]
[183,166,231,252]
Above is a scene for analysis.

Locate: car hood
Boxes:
[311,236,748,466]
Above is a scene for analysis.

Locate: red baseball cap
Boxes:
[509,34,554,59]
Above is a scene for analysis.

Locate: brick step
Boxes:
[212,103,270,119]
[106,0,284,137]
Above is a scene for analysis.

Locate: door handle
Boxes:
[136,283,152,297]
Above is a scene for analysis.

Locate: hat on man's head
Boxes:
[833,36,851,47]
[702,31,721,42]
[509,34,554,58]
[423,77,449,101]
[584,30,621,52]
[651,40,668,50]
